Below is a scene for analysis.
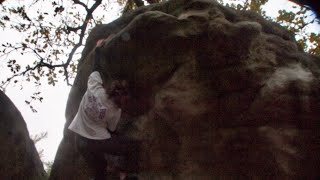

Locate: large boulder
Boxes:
[0,90,47,179]
[50,0,320,179]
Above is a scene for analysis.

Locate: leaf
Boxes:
[33,75,40,81]
[3,16,10,21]
[38,15,44,20]
[30,105,38,113]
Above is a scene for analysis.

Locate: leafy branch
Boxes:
[62,0,103,85]
[1,0,103,87]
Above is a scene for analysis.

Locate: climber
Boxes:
[68,34,139,180]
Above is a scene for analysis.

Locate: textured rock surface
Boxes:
[0,90,46,179]
[50,0,320,179]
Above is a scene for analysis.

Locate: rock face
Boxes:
[0,90,46,179]
[50,0,320,179]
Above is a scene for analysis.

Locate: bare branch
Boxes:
[66,25,84,32]
[65,0,102,65]
[31,132,48,144]
[62,0,102,84]
[73,0,89,11]
[63,66,71,86]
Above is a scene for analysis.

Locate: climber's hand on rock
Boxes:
[96,34,116,48]
[96,39,105,48]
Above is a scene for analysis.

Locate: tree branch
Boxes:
[1,0,103,87]
[72,0,89,11]
[65,0,102,65]
[62,0,102,84]
[66,25,84,33]
[1,63,41,90]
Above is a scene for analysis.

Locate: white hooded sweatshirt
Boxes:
[68,71,121,140]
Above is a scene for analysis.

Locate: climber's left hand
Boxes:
[96,34,116,48]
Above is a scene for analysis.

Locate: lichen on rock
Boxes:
[50,0,320,179]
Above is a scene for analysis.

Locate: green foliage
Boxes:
[223,0,320,57]
[234,0,269,16]
[277,8,310,32]
[276,6,320,55]
[309,33,320,55]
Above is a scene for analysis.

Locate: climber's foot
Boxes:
[119,172,127,180]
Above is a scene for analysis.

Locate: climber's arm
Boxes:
[87,76,121,132]
[93,34,116,72]
[92,39,103,72]
[105,80,132,134]
[105,107,121,133]
[93,53,101,72]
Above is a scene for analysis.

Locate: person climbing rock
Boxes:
[68,35,140,180]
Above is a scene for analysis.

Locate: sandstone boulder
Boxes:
[0,90,47,179]
[51,0,320,179]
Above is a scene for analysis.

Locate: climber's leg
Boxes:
[75,134,140,178]
[86,151,107,180]
[108,136,140,174]
[91,135,141,173]
[76,135,108,180]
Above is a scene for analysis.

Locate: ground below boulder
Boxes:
[50,0,320,179]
